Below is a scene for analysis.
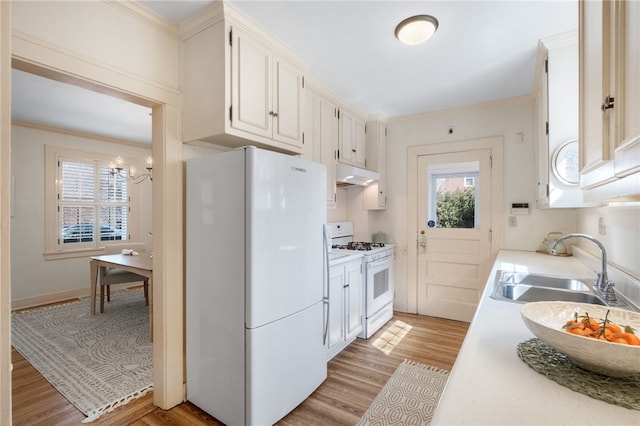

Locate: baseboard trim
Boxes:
[12,288,89,311]
[11,282,145,311]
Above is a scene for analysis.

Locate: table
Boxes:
[90,253,153,339]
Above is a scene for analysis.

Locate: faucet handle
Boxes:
[594,272,603,288]
[602,280,617,303]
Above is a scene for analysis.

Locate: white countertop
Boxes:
[432,250,640,425]
[328,251,363,266]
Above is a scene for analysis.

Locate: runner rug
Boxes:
[11,289,152,423]
[356,360,449,426]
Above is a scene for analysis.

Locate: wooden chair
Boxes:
[99,242,149,313]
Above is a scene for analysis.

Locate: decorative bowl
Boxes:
[520,301,640,377]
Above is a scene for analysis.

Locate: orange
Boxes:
[568,326,595,337]
[621,332,640,346]
[603,322,623,334]
[581,317,600,330]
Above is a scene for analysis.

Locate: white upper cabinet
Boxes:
[304,85,339,208]
[230,27,304,146]
[273,57,304,145]
[319,97,339,208]
[364,120,387,210]
[338,109,366,168]
[230,29,272,139]
[613,1,640,178]
[579,0,609,176]
[300,78,317,162]
[534,32,592,208]
[182,5,305,154]
[579,0,640,199]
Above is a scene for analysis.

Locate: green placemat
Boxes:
[517,338,640,411]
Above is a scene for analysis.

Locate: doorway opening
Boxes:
[9,63,158,423]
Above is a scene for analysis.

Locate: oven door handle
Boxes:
[367,256,393,270]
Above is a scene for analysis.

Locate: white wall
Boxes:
[327,188,348,224]
[11,125,152,304]
[576,205,640,278]
[11,1,179,93]
[361,97,578,312]
[182,142,230,162]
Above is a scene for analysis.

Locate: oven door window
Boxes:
[368,258,394,316]
[373,269,389,299]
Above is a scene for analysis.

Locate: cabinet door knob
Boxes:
[601,95,615,111]
[352,149,356,153]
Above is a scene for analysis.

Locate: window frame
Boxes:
[44,145,140,258]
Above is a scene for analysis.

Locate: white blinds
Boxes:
[60,161,94,201]
[58,157,130,246]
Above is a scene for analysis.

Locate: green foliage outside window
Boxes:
[436,188,475,228]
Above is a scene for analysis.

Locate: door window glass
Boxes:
[428,161,479,229]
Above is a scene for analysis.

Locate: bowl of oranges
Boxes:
[520,301,640,377]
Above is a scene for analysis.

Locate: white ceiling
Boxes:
[11,69,153,144]
[11,0,578,145]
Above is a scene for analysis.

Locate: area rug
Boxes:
[356,360,449,426]
[11,289,152,423]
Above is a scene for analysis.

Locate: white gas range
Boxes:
[327,222,394,339]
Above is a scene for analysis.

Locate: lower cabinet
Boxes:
[328,258,363,360]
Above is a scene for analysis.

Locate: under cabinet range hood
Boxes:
[335,163,380,186]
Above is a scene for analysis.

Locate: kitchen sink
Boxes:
[491,270,640,311]
[498,284,606,305]
[498,271,590,291]
[490,270,604,305]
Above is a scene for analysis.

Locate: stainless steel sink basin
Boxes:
[491,270,639,311]
[490,270,604,305]
[497,271,590,291]
[499,284,606,305]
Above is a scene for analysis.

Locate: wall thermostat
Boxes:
[511,202,530,215]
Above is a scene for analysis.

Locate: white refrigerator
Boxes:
[186,146,327,425]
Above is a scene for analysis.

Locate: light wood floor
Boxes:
[12,312,469,425]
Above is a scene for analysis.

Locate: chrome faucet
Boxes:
[551,233,616,301]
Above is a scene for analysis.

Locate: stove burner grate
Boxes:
[332,241,386,251]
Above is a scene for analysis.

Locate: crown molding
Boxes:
[104,0,179,39]
[12,120,151,148]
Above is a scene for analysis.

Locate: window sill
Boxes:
[44,248,106,260]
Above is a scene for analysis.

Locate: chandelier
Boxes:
[110,156,153,183]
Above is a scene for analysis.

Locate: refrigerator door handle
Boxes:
[323,299,329,346]
[322,224,330,346]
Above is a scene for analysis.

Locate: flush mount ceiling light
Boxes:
[395,15,439,45]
